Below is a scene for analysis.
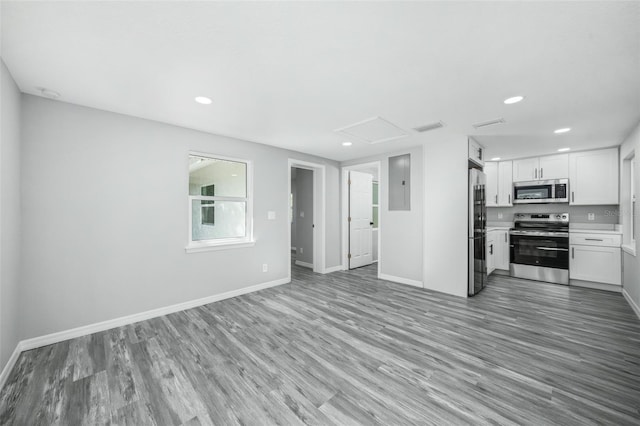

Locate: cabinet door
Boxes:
[498,161,513,206]
[487,235,495,275]
[538,154,568,180]
[485,162,499,207]
[468,139,485,167]
[513,158,539,182]
[570,245,621,285]
[495,230,510,270]
[569,148,619,205]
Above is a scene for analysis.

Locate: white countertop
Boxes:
[487,226,511,232]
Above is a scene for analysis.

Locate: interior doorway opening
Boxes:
[288,159,326,276]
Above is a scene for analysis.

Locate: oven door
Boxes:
[513,182,553,204]
[510,232,569,269]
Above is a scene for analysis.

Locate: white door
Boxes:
[498,161,513,206]
[349,171,373,269]
[538,154,569,180]
[513,158,539,182]
[484,162,499,207]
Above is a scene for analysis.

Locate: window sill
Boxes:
[622,243,636,257]
[185,240,255,253]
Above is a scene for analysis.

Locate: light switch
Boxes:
[300,211,304,218]
[588,213,595,221]
[267,211,276,220]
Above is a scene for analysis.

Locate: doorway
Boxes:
[288,159,326,275]
[342,162,381,274]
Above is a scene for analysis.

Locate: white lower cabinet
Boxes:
[487,233,495,275]
[569,232,622,286]
[487,229,510,275]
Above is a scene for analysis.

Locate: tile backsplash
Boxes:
[487,204,620,224]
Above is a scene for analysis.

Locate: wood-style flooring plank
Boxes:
[1,261,640,425]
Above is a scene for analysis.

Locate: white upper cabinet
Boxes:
[485,161,512,207]
[485,162,499,207]
[569,148,619,205]
[468,138,485,167]
[498,161,513,206]
[538,154,569,180]
[512,157,539,182]
[513,154,568,182]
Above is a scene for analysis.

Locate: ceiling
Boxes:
[2,1,639,162]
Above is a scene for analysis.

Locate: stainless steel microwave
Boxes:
[513,179,569,204]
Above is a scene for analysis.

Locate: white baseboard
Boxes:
[0,342,23,391]
[570,279,622,293]
[323,264,344,274]
[379,273,423,288]
[19,277,291,352]
[295,260,313,269]
[623,289,640,320]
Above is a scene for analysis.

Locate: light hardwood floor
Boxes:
[1,263,639,425]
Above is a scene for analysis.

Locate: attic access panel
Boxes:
[335,116,409,144]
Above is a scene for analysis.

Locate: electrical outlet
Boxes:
[588,213,595,221]
[497,213,504,219]
[300,211,305,218]
[267,211,276,220]
[299,247,303,254]
[262,263,268,272]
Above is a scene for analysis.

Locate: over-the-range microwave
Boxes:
[513,179,569,204]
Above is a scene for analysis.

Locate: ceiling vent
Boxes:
[413,121,445,133]
[473,118,505,129]
[335,116,409,144]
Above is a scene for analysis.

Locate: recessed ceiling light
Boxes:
[554,127,571,134]
[504,96,524,104]
[557,147,571,152]
[342,141,353,147]
[491,157,501,161]
[194,96,212,105]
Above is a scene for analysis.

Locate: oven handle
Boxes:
[509,231,569,237]
[535,247,569,251]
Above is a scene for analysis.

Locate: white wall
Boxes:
[19,95,341,340]
[620,120,640,316]
[294,168,313,264]
[0,59,21,368]
[342,146,423,284]
[423,136,469,297]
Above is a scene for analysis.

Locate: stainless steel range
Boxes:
[509,213,569,285]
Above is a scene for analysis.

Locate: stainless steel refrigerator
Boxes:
[468,168,487,296]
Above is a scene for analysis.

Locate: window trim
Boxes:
[185,151,254,253]
[622,152,636,256]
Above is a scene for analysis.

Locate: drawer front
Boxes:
[569,233,621,247]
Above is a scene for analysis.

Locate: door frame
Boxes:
[341,161,381,276]
[288,159,326,274]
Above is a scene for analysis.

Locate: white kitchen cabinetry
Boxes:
[569,148,619,205]
[487,228,510,274]
[487,232,495,275]
[485,162,498,207]
[513,154,568,182]
[485,161,513,207]
[498,161,513,206]
[469,138,485,167]
[570,232,621,287]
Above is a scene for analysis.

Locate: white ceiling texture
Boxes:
[2,1,639,162]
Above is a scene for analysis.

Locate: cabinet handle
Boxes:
[585,238,603,241]
[504,234,507,243]
[478,147,483,160]
[540,168,543,178]
[571,191,574,203]
[572,247,574,259]
[490,244,493,255]
[508,194,511,204]
[495,195,498,204]
[534,168,537,179]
